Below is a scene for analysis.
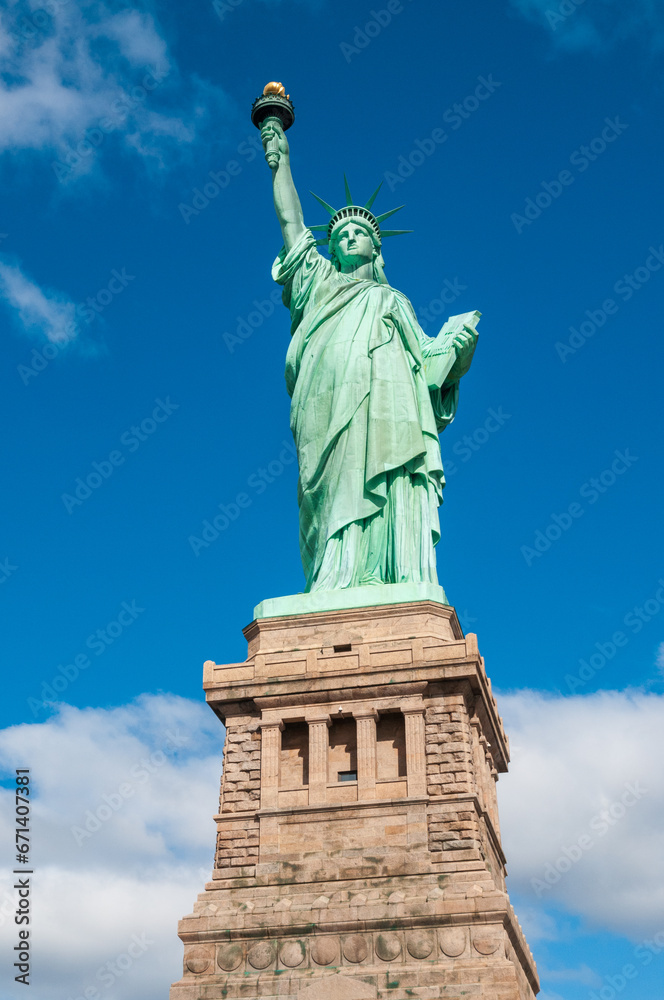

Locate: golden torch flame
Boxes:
[263,82,289,99]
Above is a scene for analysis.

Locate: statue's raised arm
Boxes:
[261,120,306,252]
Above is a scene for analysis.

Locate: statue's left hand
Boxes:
[448,324,478,380]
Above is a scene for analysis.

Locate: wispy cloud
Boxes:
[498,688,664,939]
[0,694,221,1000]
[656,642,664,675]
[0,0,230,182]
[0,260,77,343]
[1,687,661,998]
[509,0,664,53]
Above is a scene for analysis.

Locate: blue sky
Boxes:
[1,1,663,998]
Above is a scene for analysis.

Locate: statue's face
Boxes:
[333,223,375,270]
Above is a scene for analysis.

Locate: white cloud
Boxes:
[656,642,664,674]
[0,260,78,343]
[0,0,230,182]
[508,902,561,943]
[509,0,664,53]
[0,2,218,348]
[2,687,661,998]
[498,688,664,940]
[0,695,223,999]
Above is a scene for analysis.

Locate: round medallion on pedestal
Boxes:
[247,941,275,970]
[280,939,306,968]
[216,943,243,972]
[311,937,338,966]
[406,931,434,960]
[439,927,467,958]
[343,934,368,964]
[375,934,401,962]
[185,946,211,974]
[472,934,502,956]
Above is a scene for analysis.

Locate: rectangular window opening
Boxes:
[376,712,407,779]
[328,717,357,782]
[279,721,309,787]
[333,643,352,652]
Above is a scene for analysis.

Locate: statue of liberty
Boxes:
[258,96,478,598]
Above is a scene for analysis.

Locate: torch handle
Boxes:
[262,115,283,169]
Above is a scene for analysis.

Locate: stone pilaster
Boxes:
[259,720,283,809]
[306,714,330,805]
[404,707,427,797]
[355,709,378,798]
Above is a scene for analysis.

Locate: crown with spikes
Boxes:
[309,176,412,247]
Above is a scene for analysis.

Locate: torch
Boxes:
[250,82,295,169]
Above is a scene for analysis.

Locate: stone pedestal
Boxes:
[170,600,538,1000]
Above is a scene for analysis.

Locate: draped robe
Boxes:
[272,229,459,593]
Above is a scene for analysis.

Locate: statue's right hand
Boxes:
[261,120,289,165]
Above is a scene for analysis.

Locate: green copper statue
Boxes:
[257,92,478,597]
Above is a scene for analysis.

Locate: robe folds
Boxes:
[272,229,458,593]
